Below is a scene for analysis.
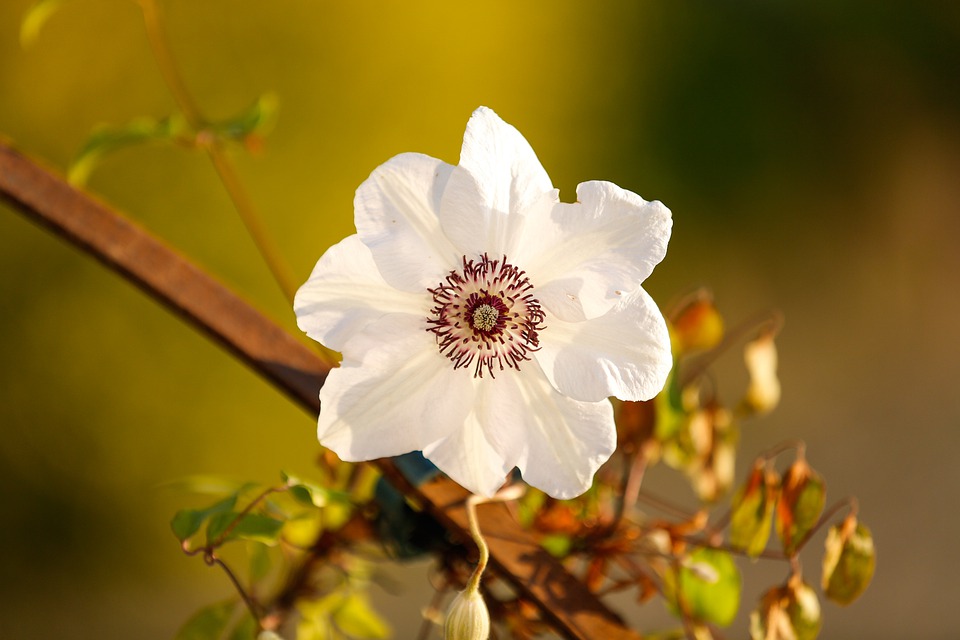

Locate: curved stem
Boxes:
[138,0,203,129]
[137,0,303,309]
[791,496,859,553]
[210,485,285,549]
[211,554,261,622]
[760,439,806,464]
[463,485,526,592]
[207,145,299,303]
[464,495,490,593]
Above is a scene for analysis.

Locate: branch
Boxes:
[0,139,642,640]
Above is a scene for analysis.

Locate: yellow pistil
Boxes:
[472,304,499,331]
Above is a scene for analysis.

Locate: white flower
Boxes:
[295,107,672,499]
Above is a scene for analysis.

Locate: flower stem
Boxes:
[137,0,301,307]
[464,485,526,592]
[207,145,299,304]
[759,438,806,464]
[211,554,261,622]
[464,495,490,593]
[138,0,203,130]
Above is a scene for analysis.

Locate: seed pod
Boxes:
[776,457,826,554]
[750,576,822,640]
[822,514,876,605]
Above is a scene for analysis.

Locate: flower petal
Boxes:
[526,180,672,321]
[294,235,429,352]
[536,287,673,403]
[354,152,460,291]
[421,391,514,498]
[484,365,617,500]
[438,107,556,258]
[318,314,470,460]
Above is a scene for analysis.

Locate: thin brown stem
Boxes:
[791,496,859,553]
[416,584,448,640]
[635,489,699,521]
[607,454,648,534]
[212,554,261,622]
[679,308,784,388]
[759,439,806,464]
[677,535,790,561]
[210,485,285,549]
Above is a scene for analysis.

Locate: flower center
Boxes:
[472,304,499,331]
[428,254,545,378]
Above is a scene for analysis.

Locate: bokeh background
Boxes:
[1,1,958,638]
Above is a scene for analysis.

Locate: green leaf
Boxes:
[211,93,279,142]
[226,613,257,640]
[20,0,65,48]
[207,512,285,546]
[664,548,741,627]
[69,115,187,185]
[171,494,238,542]
[297,590,390,640]
[283,471,329,508]
[248,541,272,582]
[174,599,237,640]
[160,475,252,497]
[822,516,875,605]
[332,592,391,639]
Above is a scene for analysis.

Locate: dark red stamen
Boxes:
[427,254,545,378]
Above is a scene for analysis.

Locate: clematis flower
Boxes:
[295,107,673,499]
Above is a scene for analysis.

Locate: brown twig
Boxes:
[0,140,642,640]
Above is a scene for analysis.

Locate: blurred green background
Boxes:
[1,1,958,638]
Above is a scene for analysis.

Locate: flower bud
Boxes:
[740,332,781,416]
[671,294,724,354]
[444,585,490,640]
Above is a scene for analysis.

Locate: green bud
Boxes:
[444,585,490,640]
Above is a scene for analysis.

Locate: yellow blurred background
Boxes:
[1,1,958,638]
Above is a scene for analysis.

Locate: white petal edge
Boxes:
[525,180,672,322]
[481,364,617,500]
[535,287,673,403]
[354,152,461,292]
[438,107,556,259]
[318,314,471,461]
[458,107,553,218]
[294,235,429,352]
